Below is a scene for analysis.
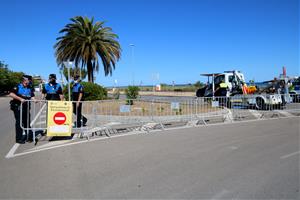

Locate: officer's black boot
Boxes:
[17,132,26,144]
[26,131,34,143]
[83,117,88,126]
[13,108,25,144]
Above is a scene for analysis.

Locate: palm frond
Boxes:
[54,16,121,82]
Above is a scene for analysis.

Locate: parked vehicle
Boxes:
[290,86,300,102]
[196,70,283,109]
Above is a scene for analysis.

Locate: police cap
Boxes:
[23,75,32,81]
[22,76,29,82]
[49,74,56,79]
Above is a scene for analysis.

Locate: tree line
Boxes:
[0,61,24,94]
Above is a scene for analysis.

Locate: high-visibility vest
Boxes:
[220,82,228,88]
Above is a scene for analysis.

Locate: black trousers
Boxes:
[72,102,87,127]
[215,88,228,96]
[12,103,31,142]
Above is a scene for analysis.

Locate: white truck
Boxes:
[196,70,283,110]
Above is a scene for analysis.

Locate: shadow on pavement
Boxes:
[49,134,74,141]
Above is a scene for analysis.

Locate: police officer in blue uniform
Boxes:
[72,75,87,127]
[9,76,35,144]
[42,74,64,101]
[23,74,35,95]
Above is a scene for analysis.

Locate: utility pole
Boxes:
[130,44,135,86]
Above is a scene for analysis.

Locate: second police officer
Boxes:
[72,75,87,127]
[42,74,64,101]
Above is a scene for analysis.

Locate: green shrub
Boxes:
[125,86,140,105]
[157,106,165,113]
[174,88,183,92]
[174,108,182,115]
[63,81,107,101]
[0,63,24,93]
[194,81,203,88]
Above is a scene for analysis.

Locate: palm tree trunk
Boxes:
[87,60,94,83]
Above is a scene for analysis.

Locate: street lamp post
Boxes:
[172,81,175,92]
[60,69,64,86]
[129,44,135,86]
[79,67,82,79]
[152,73,159,94]
[63,61,73,101]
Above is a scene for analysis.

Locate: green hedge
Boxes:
[0,66,24,94]
[63,81,107,101]
[125,86,140,105]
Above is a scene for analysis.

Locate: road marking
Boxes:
[35,121,46,126]
[280,151,300,159]
[5,143,20,159]
[6,131,143,159]
[5,115,299,159]
[30,140,71,150]
[72,133,80,140]
[4,104,46,159]
[30,104,46,126]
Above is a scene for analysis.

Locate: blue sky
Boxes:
[0,0,299,86]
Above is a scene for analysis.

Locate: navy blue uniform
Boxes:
[72,82,84,101]
[42,82,62,100]
[10,83,35,143]
[71,82,87,127]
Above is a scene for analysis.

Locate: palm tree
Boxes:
[54,16,121,83]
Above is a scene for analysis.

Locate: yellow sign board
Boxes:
[47,101,73,137]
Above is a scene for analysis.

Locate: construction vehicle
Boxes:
[289,77,300,102]
[196,70,283,109]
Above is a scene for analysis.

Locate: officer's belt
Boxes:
[18,95,31,100]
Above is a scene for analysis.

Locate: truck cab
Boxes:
[215,71,245,93]
[196,70,283,110]
[196,70,245,97]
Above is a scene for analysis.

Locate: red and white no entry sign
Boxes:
[53,112,66,125]
[47,101,72,136]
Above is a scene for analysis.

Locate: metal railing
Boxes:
[19,93,300,144]
[19,100,47,143]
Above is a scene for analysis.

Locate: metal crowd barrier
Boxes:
[19,93,300,144]
[19,100,47,143]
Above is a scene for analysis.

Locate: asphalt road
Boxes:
[0,96,299,199]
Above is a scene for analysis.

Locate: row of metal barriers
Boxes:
[20,94,300,144]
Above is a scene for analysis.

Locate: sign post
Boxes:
[63,61,73,101]
[47,101,73,136]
